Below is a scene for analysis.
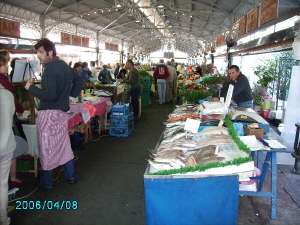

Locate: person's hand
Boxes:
[211,97,220,102]
[25,80,32,90]
[119,79,123,83]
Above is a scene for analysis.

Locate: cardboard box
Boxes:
[244,125,264,139]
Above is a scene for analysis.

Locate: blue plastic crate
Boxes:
[109,120,134,137]
[112,102,129,116]
[110,112,134,126]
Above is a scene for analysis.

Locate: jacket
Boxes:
[213,73,253,104]
[0,84,16,156]
[28,59,84,112]
[153,64,170,79]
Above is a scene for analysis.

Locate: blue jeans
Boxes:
[236,100,254,109]
[40,159,77,189]
[157,79,166,104]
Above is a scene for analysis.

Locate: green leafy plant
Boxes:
[253,59,276,88]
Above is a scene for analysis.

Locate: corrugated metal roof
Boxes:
[0,0,299,53]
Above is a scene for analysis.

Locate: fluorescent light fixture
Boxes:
[136,20,141,22]
[116,4,121,8]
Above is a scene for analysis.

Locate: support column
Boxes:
[39,15,46,38]
[96,31,100,62]
[120,40,124,64]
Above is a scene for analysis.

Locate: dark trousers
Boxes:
[130,87,140,117]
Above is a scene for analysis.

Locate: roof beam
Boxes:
[44,0,84,15]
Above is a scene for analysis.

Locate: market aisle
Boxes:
[9,99,175,225]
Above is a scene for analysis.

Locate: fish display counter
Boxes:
[144,104,253,224]
[144,103,293,222]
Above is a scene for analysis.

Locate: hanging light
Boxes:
[116,3,121,8]
[157,4,164,8]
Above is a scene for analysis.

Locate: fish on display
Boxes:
[148,160,175,171]
[154,157,186,168]
[195,134,231,148]
[152,150,185,158]
[195,127,229,137]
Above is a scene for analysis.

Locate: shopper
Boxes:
[153,59,169,104]
[117,68,127,79]
[98,65,113,84]
[90,61,98,79]
[73,62,82,73]
[119,59,140,120]
[0,55,26,187]
[25,38,84,189]
[0,82,16,225]
[166,61,176,103]
[210,65,253,109]
[114,63,120,79]
[176,63,182,76]
[79,62,90,80]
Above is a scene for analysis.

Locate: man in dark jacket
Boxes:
[212,65,253,109]
[153,59,169,104]
[25,38,84,189]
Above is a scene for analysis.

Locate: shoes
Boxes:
[40,185,53,190]
[10,180,24,187]
[68,178,77,184]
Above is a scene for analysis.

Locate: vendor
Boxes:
[210,65,253,109]
[98,65,113,84]
[118,60,140,120]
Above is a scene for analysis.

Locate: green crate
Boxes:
[141,96,150,107]
[17,159,34,172]
[140,92,150,98]
[140,78,151,84]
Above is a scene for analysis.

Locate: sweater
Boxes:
[213,73,253,104]
[28,59,84,112]
[0,85,16,156]
[123,67,140,89]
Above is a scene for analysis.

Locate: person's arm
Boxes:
[153,67,158,78]
[26,66,60,101]
[70,68,84,97]
[123,70,137,84]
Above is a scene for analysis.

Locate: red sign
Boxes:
[0,18,20,37]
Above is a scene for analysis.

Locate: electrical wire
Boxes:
[43,0,54,15]
[8,156,80,203]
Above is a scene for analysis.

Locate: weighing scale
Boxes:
[228,106,267,123]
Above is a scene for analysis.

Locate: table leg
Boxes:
[257,151,263,172]
[257,152,271,191]
[271,152,277,219]
[251,151,255,160]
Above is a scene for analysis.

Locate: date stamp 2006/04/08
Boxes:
[16,201,78,210]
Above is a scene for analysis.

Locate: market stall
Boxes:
[144,92,292,223]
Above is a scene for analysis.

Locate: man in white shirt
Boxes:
[166,61,177,103]
[90,61,98,79]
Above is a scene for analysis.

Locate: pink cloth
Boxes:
[84,104,96,118]
[37,110,74,170]
[94,102,107,115]
[68,114,81,128]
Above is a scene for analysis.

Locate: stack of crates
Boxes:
[109,102,134,137]
[140,78,151,107]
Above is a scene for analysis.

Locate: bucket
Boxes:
[262,109,270,119]
[70,132,84,150]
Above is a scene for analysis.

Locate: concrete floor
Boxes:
[8,99,300,225]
